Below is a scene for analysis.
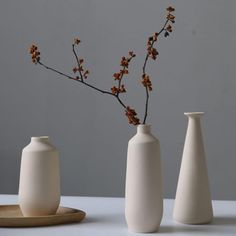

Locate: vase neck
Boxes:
[31,136,50,142]
[137,124,151,134]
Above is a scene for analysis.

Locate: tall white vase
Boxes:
[125,124,163,233]
[173,112,213,224]
[19,136,60,216]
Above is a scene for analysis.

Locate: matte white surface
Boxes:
[173,113,213,224]
[19,137,60,216]
[0,195,236,235]
[125,125,163,232]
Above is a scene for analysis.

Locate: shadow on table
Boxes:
[83,215,236,224]
[159,216,236,234]
[212,216,236,225]
[83,214,124,225]
[159,225,215,234]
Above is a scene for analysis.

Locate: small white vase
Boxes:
[173,112,213,224]
[19,136,60,216]
[125,124,163,233]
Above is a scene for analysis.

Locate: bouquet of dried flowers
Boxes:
[29,6,175,126]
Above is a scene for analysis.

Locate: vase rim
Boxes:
[137,124,151,127]
[137,124,151,133]
[184,112,204,117]
[31,136,49,141]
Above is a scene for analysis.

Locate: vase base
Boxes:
[128,225,160,233]
[173,216,213,225]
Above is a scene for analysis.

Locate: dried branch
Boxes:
[29,6,175,126]
[141,6,175,124]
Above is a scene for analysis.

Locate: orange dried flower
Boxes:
[78,65,84,72]
[83,70,89,79]
[129,51,136,58]
[120,57,129,68]
[153,32,159,42]
[113,73,121,81]
[120,69,129,75]
[29,44,40,64]
[73,67,78,73]
[74,38,81,45]
[125,106,140,125]
[166,24,173,32]
[167,13,175,21]
[141,74,152,91]
[119,84,126,93]
[111,86,119,95]
[148,47,158,60]
[167,16,175,24]
[166,6,175,12]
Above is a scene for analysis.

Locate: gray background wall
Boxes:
[0,0,235,200]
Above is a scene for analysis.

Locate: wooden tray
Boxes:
[0,205,86,227]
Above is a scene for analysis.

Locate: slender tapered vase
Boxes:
[173,112,213,224]
[125,124,163,233]
[19,136,60,216]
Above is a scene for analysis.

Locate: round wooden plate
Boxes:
[0,205,86,227]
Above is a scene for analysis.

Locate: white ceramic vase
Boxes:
[173,112,213,224]
[125,124,163,233]
[19,136,60,216]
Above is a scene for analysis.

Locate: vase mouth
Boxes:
[137,124,151,133]
[31,136,50,141]
[184,112,204,117]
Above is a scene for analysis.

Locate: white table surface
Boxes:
[0,195,235,236]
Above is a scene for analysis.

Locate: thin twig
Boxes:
[117,65,126,97]
[38,61,127,109]
[142,18,169,124]
[72,44,84,81]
